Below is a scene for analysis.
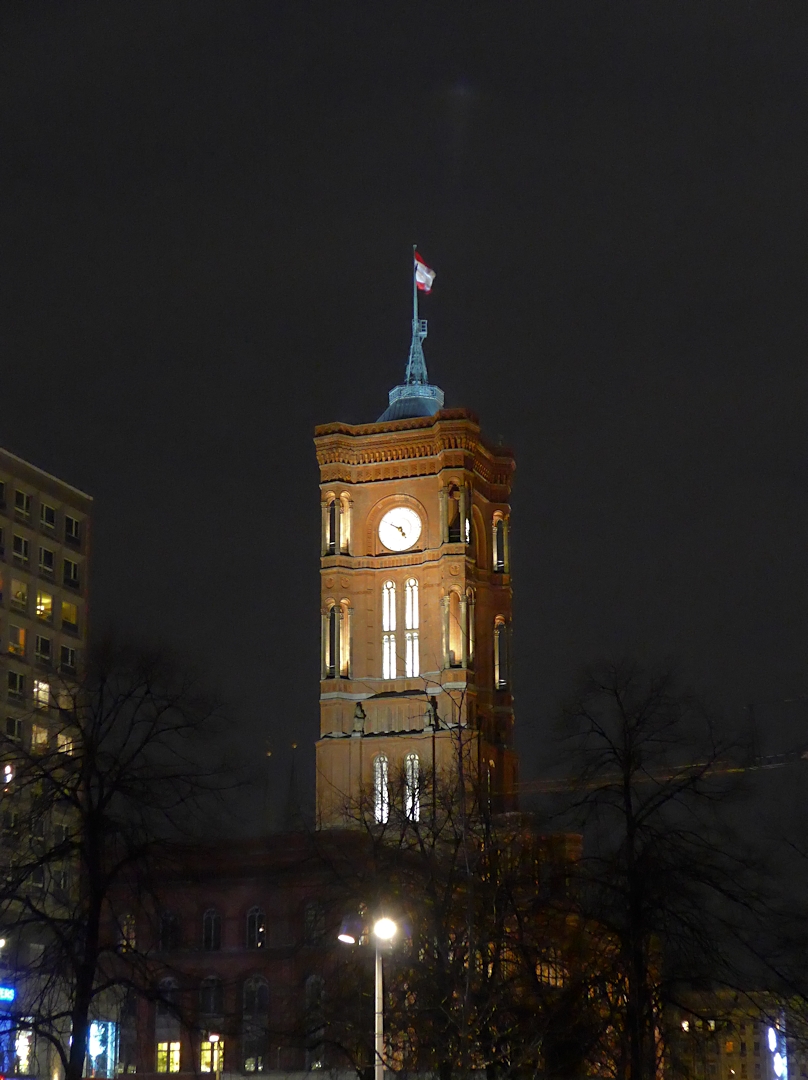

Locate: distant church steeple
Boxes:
[377,248,445,422]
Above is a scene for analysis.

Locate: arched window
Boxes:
[327,604,338,679]
[156,977,179,1018]
[199,976,224,1017]
[246,906,266,950]
[159,911,180,952]
[382,581,396,680]
[202,907,221,951]
[303,899,326,944]
[327,497,337,555]
[339,493,351,554]
[243,976,269,1072]
[494,518,506,572]
[405,578,419,678]
[448,591,462,667]
[339,600,351,678]
[447,485,461,542]
[405,752,420,822]
[494,617,509,690]
[373,754,389,824]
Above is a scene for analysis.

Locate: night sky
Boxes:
[2,2,807,827]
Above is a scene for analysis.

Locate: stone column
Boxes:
[439,487,448,544]
[321,504,329,556]
[441,594,450,669]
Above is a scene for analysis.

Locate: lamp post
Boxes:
[338,915,397,1080]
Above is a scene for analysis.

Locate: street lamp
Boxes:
[337,914,398,1080]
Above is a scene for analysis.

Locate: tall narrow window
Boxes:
[405,752,420,821]
[405,578,419,677]
[339,493,351,554]
[327,605,338,678]
[328,498,337,555]
[243,977,269,1072]
[339,600,351,677]
[494,518,506,572]
[448,592,462,667]
[494,617,509,690]
[203,908,221,950]
[246,906,266,949]
[373,754,389,824]
[382,581,396,680]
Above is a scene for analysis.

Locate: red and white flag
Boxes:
[414,252,436,292]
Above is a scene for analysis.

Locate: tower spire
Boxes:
[377,247,444,422]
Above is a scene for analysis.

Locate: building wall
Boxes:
[314,409,518,827]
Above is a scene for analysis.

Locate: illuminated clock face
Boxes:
[378,507,422,552]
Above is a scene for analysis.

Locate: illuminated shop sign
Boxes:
[0,986,15,1002]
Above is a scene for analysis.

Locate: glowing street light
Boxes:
[338,913,398,1080]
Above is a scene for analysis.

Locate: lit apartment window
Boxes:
[405,752,420,821]
[60,645,76,674]
[12,535,29,566]
[157,1042,181,1073]
[14,490,31,521]
[65,516,80,545]
[120,914,136,952]
[40,504,55,529]
[57,732,74,755]
[382,580,396,680]
[373,754,389,824]
[31,724,48,752]
[63,558,79,588]
[5,718,21,742]
[35,637,51,664]
[10,579,27,612]
[36,591,53,621]
[39,547,54,576]
[246,907,266,949]
[8,626,26,658]
[61,599,78,631]
[7,672,24,700]
[4,764,14,787]
[200,1040,223,1074]
[33,680,49,709]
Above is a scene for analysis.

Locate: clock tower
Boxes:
[314,268,517,828]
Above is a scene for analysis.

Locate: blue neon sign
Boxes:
[0,986,15,1002]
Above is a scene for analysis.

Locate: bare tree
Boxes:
[555,662,765,1080]
[0,638,229,1080]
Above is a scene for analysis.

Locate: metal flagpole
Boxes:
[412,243,418,331]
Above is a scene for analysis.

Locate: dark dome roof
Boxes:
[377,391,443,422]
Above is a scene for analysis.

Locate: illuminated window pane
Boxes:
[36,591,53,620]
[405,753,420,821]
[374,754,389,824]
[382,581,396,632]
[8,626,26,658]
[57,732,74,755]
[61,600,78,630]
[31,725,48,752]
[201,1041,223,1073]
[405,631,419,678]
[33,680,49,709]
[405,578,419,630]
[10,579,27,611]
[382,634,396,680]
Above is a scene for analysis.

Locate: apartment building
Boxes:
[0,448,91,770]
